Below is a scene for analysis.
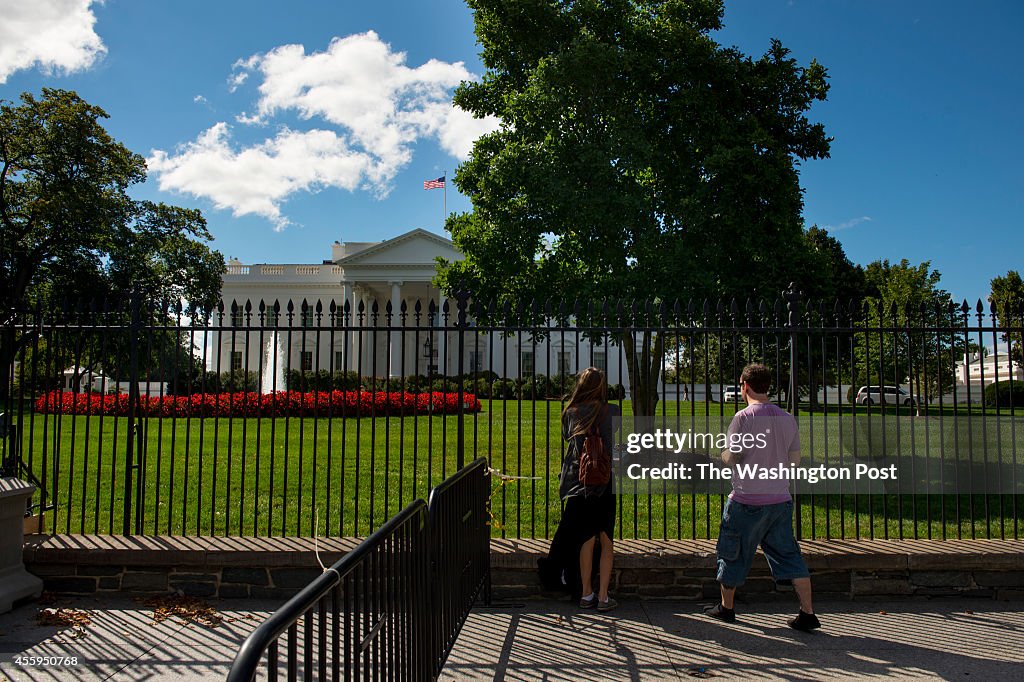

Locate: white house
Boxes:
[214,228,630,390]
[955,353,1023,385]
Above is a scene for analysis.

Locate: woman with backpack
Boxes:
[557,367,620,612]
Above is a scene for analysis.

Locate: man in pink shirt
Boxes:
[703,364,821,631]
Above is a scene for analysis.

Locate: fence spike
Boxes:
[385,300,393,315]
[286,300,294,313]
[371,300,380,314]
[960,299,970,315]
[400,299,408,313]
[217,300,225,314]
[414,299,421,313]
[976,298,985,315]
[245,299,252,313]
[329,300,336,313]
[358,299,365,313]
[315,300,323,313]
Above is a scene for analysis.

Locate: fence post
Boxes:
[0,413,14,476]
[783,283,803,540]
[784,283,803,416]
[455,289,469,470]
[123,293,144,535]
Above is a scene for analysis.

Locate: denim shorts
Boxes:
[716,498,809,587]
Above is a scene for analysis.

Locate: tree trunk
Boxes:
[622,329,664,416]
[807,355,821,410]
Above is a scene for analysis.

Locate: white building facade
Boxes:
[214,229,631,390]
[955,353,1024,385]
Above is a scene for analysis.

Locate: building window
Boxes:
[231,351,243,372]
[334,350,344,370]
[301,309,315,328]
[469,350,484,373]
[557,351,572,376]
[301,351,313,372]
[265,309,280,327]
[230,310,245,327]
[520,350,535,376]
[592,350,607,373]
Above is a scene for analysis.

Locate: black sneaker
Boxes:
[788,610,821,632]
[703,603,736,623]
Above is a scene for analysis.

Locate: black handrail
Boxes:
[227,499,430,682]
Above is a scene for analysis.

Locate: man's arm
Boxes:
[721,448,740,465]
[789,448,800,466]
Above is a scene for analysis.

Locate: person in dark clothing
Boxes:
[557,367,621,612]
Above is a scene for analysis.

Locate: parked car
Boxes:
[722,385,742,402]
[855,385,918,406]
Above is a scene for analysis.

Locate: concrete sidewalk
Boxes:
[0,596,1022,680]
[442,598,1024,680]
[0,596,277,680]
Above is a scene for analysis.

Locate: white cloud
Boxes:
[0,0,106,83]
[227,70,248,93]
[193,95,207,104]
[824,216,873,231]
[147,122,379,231]
[151,31,500,229]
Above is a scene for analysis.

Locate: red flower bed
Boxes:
[34,390,482,418]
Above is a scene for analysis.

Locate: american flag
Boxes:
[423,176,445,190]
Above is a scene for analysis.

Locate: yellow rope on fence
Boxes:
[485,466,544,532]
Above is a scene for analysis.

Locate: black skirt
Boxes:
[538,493,617,597]
[561,492,616,545]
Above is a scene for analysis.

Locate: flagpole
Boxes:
[443,169,447,229]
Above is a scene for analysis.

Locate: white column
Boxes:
[389,281,403,377]
[340,280,352,371]
[436,296,447,376]
[353,285,366,375]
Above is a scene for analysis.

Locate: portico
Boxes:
[213,228,631,391]
[216,229,462,379]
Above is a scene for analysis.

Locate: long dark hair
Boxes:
[562,367,608,437]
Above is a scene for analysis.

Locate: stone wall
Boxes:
[22,535,1024,601]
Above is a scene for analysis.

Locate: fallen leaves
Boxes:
[36,608,92,639]
[136,595,223,628]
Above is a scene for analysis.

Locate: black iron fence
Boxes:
[2,288,1022,540]
[427,457,492,672]
[227,458,491,682]
[227,500,430,682]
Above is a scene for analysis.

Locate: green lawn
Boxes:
[11,398,1024,540]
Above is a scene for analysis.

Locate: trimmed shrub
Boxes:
[519,374,551,399]
[983,380,1024,408]
[333,370,361,391]
[550,373,577,398]
[491,379,516,399]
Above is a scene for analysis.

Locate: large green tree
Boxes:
[989,270,1024,365]
[437,0,831,413]
[1,89,225,399]
[852,259,955,403]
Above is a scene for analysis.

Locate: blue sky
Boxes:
[2,0,1021,307]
